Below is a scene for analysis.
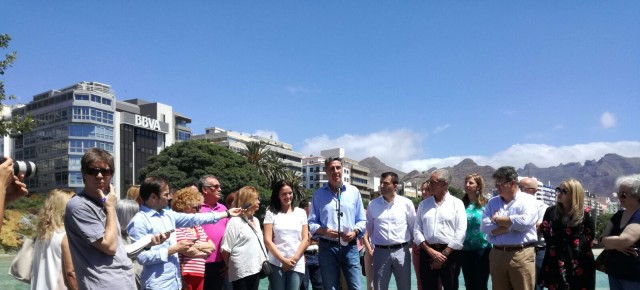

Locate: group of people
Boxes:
[0,148,639,290]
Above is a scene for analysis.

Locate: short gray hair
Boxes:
[198,174,218,193]
[616,174,640,200]
[433,169,452,184]
[116,199,139,237]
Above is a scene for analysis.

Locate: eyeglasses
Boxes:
[555,187,569,196]
[619,192,629,199]
[495,180,511,187]
[429,180,446,188]
[520,186,537,192]
[85,167,112,176]
[204,184,221,189]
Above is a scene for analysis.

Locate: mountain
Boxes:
[368,153,640,196]
[359,157,406,180]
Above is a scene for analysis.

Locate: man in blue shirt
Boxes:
[308,157,367,290]
[127,176,242,290]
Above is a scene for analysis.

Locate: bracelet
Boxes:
[225,209,230,218]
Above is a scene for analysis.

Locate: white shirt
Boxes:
[366,194,416,246]
[221,216,267,282]
[413,192,467,250]
[32,229,67,290]
[263,207,307,274]
[480,190,539,246]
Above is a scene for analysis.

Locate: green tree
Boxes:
[448,186,465,199]
[243,141,288,184]
[138,140,269,196]
[595,212,614,242]
[0,34,35,136]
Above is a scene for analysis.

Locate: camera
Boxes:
[14,160,37,178]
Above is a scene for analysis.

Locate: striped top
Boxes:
[176,226,209,276]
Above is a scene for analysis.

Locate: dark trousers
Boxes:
[232,272,260,290]
[458,247,491,290]
[300,262,323,290]
[420,247,459,290]
[204,261,226,290]
[534,247,545,290]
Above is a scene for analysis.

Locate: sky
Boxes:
[1,1,639,173]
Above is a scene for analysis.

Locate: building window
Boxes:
[101,98,112,106]
[90,95,101,103]
[75,94,89,101]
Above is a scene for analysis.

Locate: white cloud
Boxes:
[400,141,640,172]
[251,130,279,141]
[600,112,616,128]
[300,129,424,168]
[433,124,451,134]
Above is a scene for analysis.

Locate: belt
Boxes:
[319,238,357,247]
[429,243,448,251]
[493,243,535,252]
[375,242,408,250]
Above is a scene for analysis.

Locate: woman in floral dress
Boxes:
[540,178,595,290]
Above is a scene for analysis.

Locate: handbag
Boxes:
[594,249,609,273]
[241,217,273,279]
[9,236,36,283]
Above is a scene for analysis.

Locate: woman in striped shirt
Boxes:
[172,187,216,290]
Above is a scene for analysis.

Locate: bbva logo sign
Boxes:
[135,115,161,131]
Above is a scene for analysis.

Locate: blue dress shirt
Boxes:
[308,183,367,241]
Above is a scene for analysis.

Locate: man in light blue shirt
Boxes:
[308,157,366,290]
[127,176,242,290]
[481,166,538,290]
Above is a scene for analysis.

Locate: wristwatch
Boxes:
[492,216,499,224]
[354,228,361,236]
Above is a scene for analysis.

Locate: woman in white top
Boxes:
[31,189,76,290]
[264,180,309,290]
[221,186,266,290]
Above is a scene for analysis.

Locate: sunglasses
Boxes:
[555,187,569,196]
[204,184,221,189]
[619,192,629,199]
[85,167,113,176]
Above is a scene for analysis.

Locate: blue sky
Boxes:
[2,1,639,172]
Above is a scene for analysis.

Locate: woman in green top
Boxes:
[458,173,491,290]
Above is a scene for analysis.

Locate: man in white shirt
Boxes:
[481,167,538,290]
[366,172,416,290]
[519,177,548,290]
[414,169,467,290]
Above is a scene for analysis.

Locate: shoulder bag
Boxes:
[241,216,273,279]
[9,236,36,283]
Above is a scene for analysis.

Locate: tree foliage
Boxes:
[0,34,35,136]
[138,140,269,196]
[243,141,288,183]
[595,212,614,242]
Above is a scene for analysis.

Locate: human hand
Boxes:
[5,174,27,204]
[340,231,357,242]
[171,240,195,254]
[622,246,639,257]
[428,249,447,263]
[282,258,296,271]
[99,185,117,208]
[150,232,170,246]
[430,260,445,270]
[227,208,244,217]
[0,158,14,191]
[367,247,374,257]
[322,228,340,239]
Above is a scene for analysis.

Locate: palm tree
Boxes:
[243,141,288,183]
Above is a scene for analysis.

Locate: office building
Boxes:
[301,148,373,199]
[10,82,191,196]
[192,127,303,172]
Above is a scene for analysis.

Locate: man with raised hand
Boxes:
[481,167,538,290]
[366,172,416,290]
[127,176,242,290]
[64,148,136,289]
[308,157,367,290]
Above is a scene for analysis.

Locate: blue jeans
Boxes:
[609,276,640,290]
[534,247,544,290]
[318,240,361,290]
[269,264,304,290]
[301,257,322,290]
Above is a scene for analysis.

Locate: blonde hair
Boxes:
[236,186,259,216]
[558,178,585,227]
[171,187,203,212]
[36,189,75,241]
[463,173,487,208]
[126,185,140,200]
